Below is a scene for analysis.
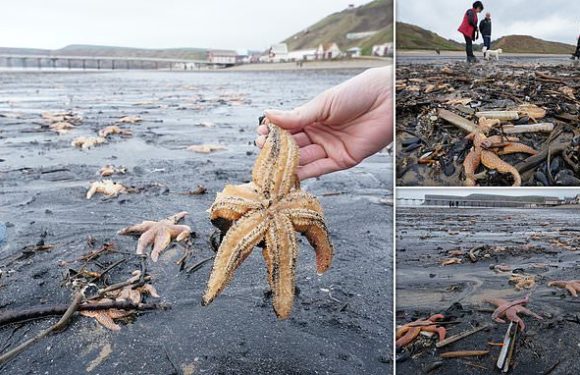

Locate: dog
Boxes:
[482,46,503,60]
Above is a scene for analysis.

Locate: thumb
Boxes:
[265,93,327,131]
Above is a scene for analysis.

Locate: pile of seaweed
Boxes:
[396,63,580,186]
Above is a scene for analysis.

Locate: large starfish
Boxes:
[548,280,580,297]
[396,314,446,348]
[202,122,333,319]
[463,117,537,186]
[118,212,191,262]
[486,295,542,330]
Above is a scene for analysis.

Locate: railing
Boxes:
[396,198,564,209]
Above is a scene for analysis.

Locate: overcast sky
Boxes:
[0,0,370,51]
[397,188,578,200]
[398,0,580,44]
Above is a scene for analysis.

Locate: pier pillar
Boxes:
[97,60,101,70]
[82,60,86,70]
[112,60,115,70]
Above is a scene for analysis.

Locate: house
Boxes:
[287,49,317,61]
[268,43,288,62]
[346,47,362,58]
[207,50,237,65]
[316,43,343,59]
[372,43,393,57]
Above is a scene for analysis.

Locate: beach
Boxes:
[396,206,580,374]
[0,69,393,374]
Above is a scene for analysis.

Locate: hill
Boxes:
[283,0,392,54]
[492,35,574,54]
[0,45,209,60]
[396,22,463,51]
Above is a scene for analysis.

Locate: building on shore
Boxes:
[287,48,318,61]
[372,43,393,57]
[207,50,237,66]
[265,43,289,63]
[316,43,343,59]
[346,47,362,57]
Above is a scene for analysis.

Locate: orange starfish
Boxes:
[396,314,446,348]
[464,118,537,186]
[486,296,542,330]
[548,280,580,297]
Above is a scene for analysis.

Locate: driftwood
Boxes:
[440,350,490,358]
[438,109,478,134]
[436,324,492,348]
[475,111,519,121]
[0,301,168,327]
[516,143,568,173]
[502,123,554,134]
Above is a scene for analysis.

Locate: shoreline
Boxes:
[223,58,391,72]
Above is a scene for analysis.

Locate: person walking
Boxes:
[458,1,484,63]
[572,29,580,60]
[479,12,492,58]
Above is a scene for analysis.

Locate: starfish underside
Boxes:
[463,118,537,187]
[548,280,580,297]
[86,180,127,199]
[118,211,191,261]
[486,296,542,330]
[396,314,446,348]
[202,122,333,319]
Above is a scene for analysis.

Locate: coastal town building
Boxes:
[346,47,362,57]
[287,49,318,61]
[316,43,343,59]
[372,43,393,57]
[267,43,289,62]
[207,50,237,65]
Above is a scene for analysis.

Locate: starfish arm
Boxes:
[118,221,156,235]
[164,211,188,224]
[80,310,121,331]
[86,184,98,199]
[565,285,578,297]
[203,210,269,306]
[481,150,521,186]
[497,143,537,155]
[209,184,262,222]
[151,228,172,262]
[395,327,421,348]
[517,306,543,320]
[252,124,299,199]
[135,229,156,255]
[421,325,447,341]
[505,308,526,331]
[169,224,192,242]
[141,284,160,298]
[463,148,481,186]
[263,213,298,319]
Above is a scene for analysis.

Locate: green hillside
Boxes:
[492,35,575,54]
[396,22,463,51]
[283,0,392,54]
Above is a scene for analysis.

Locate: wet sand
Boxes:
[396,207,580,375]
[0,70,393,374]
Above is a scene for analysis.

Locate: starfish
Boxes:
[118,211,191,262]
[486,295,542,330]
[396,314,446,348]
[187,144,227,154]
[202,122,333,319]
[49,121,75,134]
[86,180,127,199]
[81,271,159,331]
[548,280,580,297]
[98,125,132,138]
[99,164,127,177]
[463,117,537,186]
[72,136,107,149]
[117,115,142,124]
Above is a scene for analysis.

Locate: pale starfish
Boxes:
[98,125,132,138]
[72,136,107,149]
[49,121,75,135]
[396,314,446,348]
[464,117,537,186]
[81,270,159,331]
[99,164,127,177]
[117,115,142,124]
[42,111,82,124]
[202,122,333,319]
[118,212,191,262]
[548,280,580,297]
[187,144,227,154]
[86,180,127,199]
[486,295,542,330]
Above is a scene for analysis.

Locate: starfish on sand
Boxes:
[86,180,127,199]
[548,280,580,297]
[72,136,107,149]
[202,121,333,319]
[463,117,537,186]
[396,314,446,348]
[118,211,191,262]
[81,271,159,331]
[486,295,542,330]
[98,125,132,138]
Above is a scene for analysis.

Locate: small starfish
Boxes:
[464,117,537,186]
[396,314,446,348]
[117,115,142,124]
[86,180,127,199]
[98,125,132,138]
[49,121,75,134]
[486,295,542,330]
[118,211,191,262]
[99,164,127,177]
[187,144,226,154]
[81,271,159,331]
[72,136,107,149]
[203,121,333,319]
[548,280,580,297]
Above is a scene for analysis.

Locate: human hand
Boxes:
[256,66,393,180]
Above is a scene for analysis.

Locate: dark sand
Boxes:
[0,69,393,374]
[396,207,580,375]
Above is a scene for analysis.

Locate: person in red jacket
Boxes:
[458,1,484,63]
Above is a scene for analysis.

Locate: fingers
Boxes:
[297,158,340,181]
[299,144,326,166]
[256,130,312,149]
[264,92,327,132]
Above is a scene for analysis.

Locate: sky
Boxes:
[397,188,579,200]
[398,0,580,45]
[0,0,370,51]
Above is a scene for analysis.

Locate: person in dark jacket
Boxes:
[479,13,492,57]
[458,1,484,63]
[572,30,580,60]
